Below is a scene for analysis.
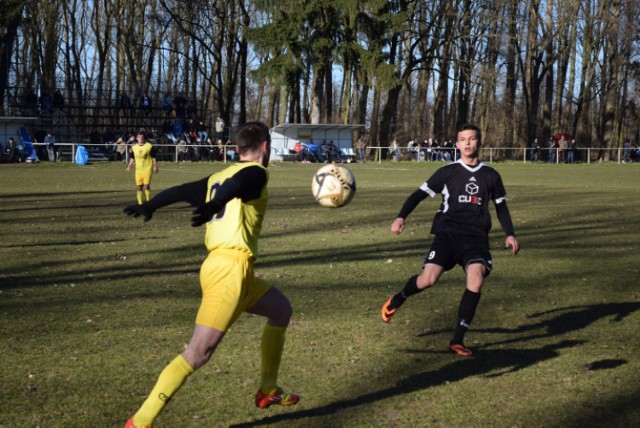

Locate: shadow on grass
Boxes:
[417,302,640,348]
[232,301,639,427]
[231,340,583,427]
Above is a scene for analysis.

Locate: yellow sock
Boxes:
[136,190,143,205]
[133,354,194,427]
[145,189,151,201]
[260,324,287,394]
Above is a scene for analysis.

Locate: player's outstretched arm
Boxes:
[124,178,209,223]
[391,217,405,235]
[505,235,519,255]
[393,189,428,234]
[123,204,154,222]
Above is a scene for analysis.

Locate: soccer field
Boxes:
[1,161,639,427]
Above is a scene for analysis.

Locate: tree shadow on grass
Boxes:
[233,301,640,426]
[416,302,640,349]
[230,340,582,427]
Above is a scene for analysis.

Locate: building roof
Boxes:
[271,123,365,136]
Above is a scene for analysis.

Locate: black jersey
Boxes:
[413,160,508,237]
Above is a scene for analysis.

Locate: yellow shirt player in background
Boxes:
[125,130,158,204]
[123,122,299,428]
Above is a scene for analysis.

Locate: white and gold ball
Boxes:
[311,164,356,208]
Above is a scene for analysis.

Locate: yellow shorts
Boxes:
[135,171,152,186]
[196,249,271,332]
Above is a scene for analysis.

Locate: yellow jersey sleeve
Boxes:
[204,162,269,258]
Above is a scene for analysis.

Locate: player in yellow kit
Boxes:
[126,130,158,204]
[122,122,299,428]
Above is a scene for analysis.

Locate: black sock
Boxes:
[452,289,481,344]
[392,275,422,306]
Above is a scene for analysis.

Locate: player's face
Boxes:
[456,129,481,161]
[136,134,145,144]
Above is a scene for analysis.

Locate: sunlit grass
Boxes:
[1,160,639,427]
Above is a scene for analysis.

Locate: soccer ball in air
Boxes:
[311,164,356,208]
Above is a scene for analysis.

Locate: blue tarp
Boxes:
[19,127,38,161]
[75,145,89,165]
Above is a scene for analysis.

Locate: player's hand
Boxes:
[505,235,519,255]
[390,217,405,235]
[191,203,215,227]
[123,204,153,222]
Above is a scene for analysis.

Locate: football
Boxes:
[311,164,356,208]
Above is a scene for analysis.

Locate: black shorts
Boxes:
[423,231,493,277]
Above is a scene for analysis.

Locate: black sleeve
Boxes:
[229,165,268,202]
[189,166,267,226]
[145,177,209,211]
[397,189,429,219]
[495,200,516,236]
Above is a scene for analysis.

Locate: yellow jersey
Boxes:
[131,142,155,173]
[204,162,268,258]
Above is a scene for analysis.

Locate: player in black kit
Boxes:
[381,123,519,356]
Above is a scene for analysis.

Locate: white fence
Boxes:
[27,142,634,164]
[367,146,634,164]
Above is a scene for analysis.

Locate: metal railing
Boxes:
[367,146,634,164]
[24,142,635,164]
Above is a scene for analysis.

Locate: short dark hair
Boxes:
[456,123,481,142]
[234,121,270,154]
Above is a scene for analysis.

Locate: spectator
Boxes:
[430,138,440,161]
[225,140,237,161]
[623,138,631,163]
[356,134,367,162]
[389,138,399,162]
[53,90,64,110]
[422,138,433,161]
[558,136,568,163]
[177,138,191,162]
[441,140,453,161]
[115,137,127,161]
[204,136,218,161]
[530,138,540,163]
[548,137,557,163]
[293,141,308,163]
[215,116,225,139]
[44,131,57,162]
[140,92,152,116]
[320,140,330,162]
[328,140,341,162]
[2,137,18,162]
[630,144,640,163]
[197,120,208,144]
[567,139,576,164]
[407,140,418,161]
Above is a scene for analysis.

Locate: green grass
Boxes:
[1,160,639,427]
